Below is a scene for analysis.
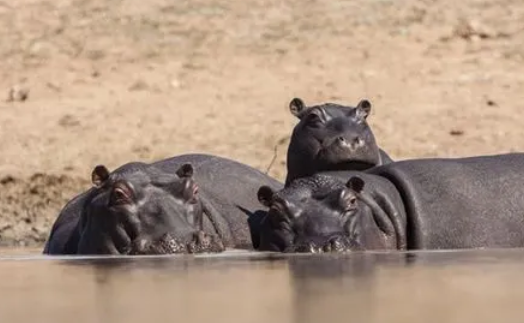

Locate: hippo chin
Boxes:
[258,153,524,253]
[284,97,393,186]
[43,154,283,255]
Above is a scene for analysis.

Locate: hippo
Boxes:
[257,153,524,252]
[43,154,283,255]
[285,97,393,186]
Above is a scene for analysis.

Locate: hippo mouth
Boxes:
[286,234,362,254]
[127,231,225,255]
[317,142,377,167]
[326,160,376,171]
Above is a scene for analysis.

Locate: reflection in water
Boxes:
[1,249,524,323]
[288,253,409,323]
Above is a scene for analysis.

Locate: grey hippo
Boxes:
[257,153,524,252]
[285,97,393,186]
[44,154,283,255]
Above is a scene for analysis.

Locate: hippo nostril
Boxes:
[336,136,346,144]
[350,137,364,148]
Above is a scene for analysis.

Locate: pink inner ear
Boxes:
[181,179,199,203]
[186,182,199,204]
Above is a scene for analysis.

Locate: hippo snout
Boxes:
[128,231,225,255]
[290,234,359,253]
[336,136,364,150]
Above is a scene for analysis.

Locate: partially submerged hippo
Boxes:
[285,97,393,185]
[257,153,524,252]
[44,154,283,255]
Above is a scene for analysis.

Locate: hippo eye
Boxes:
[340,194,358,213]
[270,202,286,215]
[109,182,134,206]
[321,189,358,212]
[305,113,323,127]
[270,199,292,219]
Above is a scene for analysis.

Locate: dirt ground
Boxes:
[0,0,523,248]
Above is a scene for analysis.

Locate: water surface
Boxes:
[1,248,523,323]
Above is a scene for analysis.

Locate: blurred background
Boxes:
[0,0,522,248]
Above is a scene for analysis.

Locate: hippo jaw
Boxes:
[261,213,363,254]
[286,205,365,253]
[127,231,225,255]
[290,234,361,253]
[315,152,379,173]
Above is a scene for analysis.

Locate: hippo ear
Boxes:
[257,186,275,207]
[176,163,194,178]
[355,99,372,120]
[346,176,365,193]
[289,98,307,118]
[91,165,110,187]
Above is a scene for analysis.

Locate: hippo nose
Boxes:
[336,136,362,148]
[336,136,348,146]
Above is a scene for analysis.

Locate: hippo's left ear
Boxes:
[346,176,365,193]
[257,186,275,207]
[176,163,194,178]
[91,165,110,187]
[355,99,372,120]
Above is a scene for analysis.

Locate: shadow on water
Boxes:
[1,248,524,323]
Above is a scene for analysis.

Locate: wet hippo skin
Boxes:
[257,153,524,252]
[44,154,283,255]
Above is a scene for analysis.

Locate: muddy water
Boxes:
[0,249,523,323]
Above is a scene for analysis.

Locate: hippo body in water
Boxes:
[257,153,524,252]
[284,97,393,186]
[44,154,283,255]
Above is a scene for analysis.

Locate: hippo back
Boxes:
[152,154,284,249]
[369,153,524,249]
[43,188,95,254]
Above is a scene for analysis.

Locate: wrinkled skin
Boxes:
[285,97,392,185]
[44,154,283,255]
[45,162,224,255]
[80,163,226,254]
[260,153,524,253]
[257,174,370,253]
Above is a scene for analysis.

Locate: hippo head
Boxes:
[257,175,367,253]
[285,97,380,183]
[76,162,224,255]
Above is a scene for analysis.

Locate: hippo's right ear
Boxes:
[257,186,275,207]
[91,165,110,187]
[289,98,307,118]
[176,163,194,178]
[346,176,365,193]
